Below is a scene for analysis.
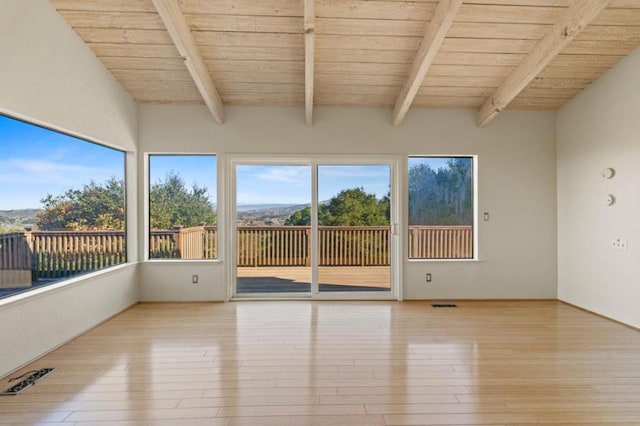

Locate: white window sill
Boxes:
[0,263,137,309]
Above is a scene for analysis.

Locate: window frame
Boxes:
[406,155,478,262]
[0,113,128,300]
[145,153,219,262]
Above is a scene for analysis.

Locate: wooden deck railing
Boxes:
[237,226,309,267]
[149,226,217,260]
[0,231,127,279]
[29,230,126,279]
[408,226,473,259]
[0,225,473,281]
[0,233,31,270]
[318,226,390,266]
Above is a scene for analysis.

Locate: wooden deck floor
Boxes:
[1,301,640,425]
[236,266,391,293]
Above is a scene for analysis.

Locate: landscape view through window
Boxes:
[0,115,125,298]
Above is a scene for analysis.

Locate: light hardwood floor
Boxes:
[1,301,640,425]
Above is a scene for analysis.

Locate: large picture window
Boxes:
[148,155,217,260]
[408,156,474,259]
[0,114,126,299]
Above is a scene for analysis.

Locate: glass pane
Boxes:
[235,165,311,295]
[0,114,125,299]
[317,165,391,292]
[408,157,474,259]
[148,155,217,259]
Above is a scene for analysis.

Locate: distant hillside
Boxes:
[236,203,307,213]
[236,203,309,226]
[0,209,39,231]
[0,204,317,230]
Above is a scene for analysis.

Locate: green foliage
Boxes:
[37,177,125,230]
[0,224,24,234]
[285,206,312,226]
[36,172,217,231]
[320,188,389,226]
[285,187,390,226]
[149,172,216,229]
[408,158,473,226]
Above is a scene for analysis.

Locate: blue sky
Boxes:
[0,115,124,210]
[1,114,457,211]
[149,155,217,203]
[236,165,390,205]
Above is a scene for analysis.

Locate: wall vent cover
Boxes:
[1,368,55,395]
[432,302,457,308]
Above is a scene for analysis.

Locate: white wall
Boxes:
[0,0,137,151]
[0,0,140,377]
[557,48,640,329]
[0,266,138,378]
[139,262,226,301]
[139,105,557,301]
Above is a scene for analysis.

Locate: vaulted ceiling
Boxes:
[50,0,640,126]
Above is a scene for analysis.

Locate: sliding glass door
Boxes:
[317,165,391,293]
[235,164,312,295]
[231,157,397,299]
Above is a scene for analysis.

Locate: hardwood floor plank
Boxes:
[320,394,459,404]
[0,398,180,413]
[228,414,386,426]
[337,385,470,395]
[0,412,71,423]
[217,403,366,416]
[177,395,321,408]
[65,407,219,422]
[365,402,511,414]
[71,420,229,426]
[383,412,538,425]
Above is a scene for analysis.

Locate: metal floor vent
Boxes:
[1,368,55,395]
[432,302,457,308]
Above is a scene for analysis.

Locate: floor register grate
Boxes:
[432,302,458,308]
[1,368,55,395]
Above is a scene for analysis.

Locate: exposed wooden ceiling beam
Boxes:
[391,0,463,127]
[151,0,224,124]
[477,0,612,127]
[304,0,315,126]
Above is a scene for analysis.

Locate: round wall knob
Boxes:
[600,167,615,179]
[604,194,615,206]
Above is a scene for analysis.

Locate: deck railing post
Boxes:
[23,230,34,278]
[305,228,311,266]
[173,225,183,259]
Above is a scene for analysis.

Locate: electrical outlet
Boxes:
[612,239,627,250]
[192,274,199,284]
[426,273,432,282]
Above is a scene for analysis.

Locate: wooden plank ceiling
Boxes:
[50,0,640,126]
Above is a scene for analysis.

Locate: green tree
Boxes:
[149,172,216,229]
[321,188,389,226]
[285,188,389,226]
[408,158,472,226]
[36,173,216,231]
[37,177,125,230]
[285,206,312,226]
[0,224,24,234]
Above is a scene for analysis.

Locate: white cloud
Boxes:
[318,165,390,178]
[0,158,114,185]
[254,166,310,186]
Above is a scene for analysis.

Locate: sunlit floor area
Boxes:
[1,301,640,425]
